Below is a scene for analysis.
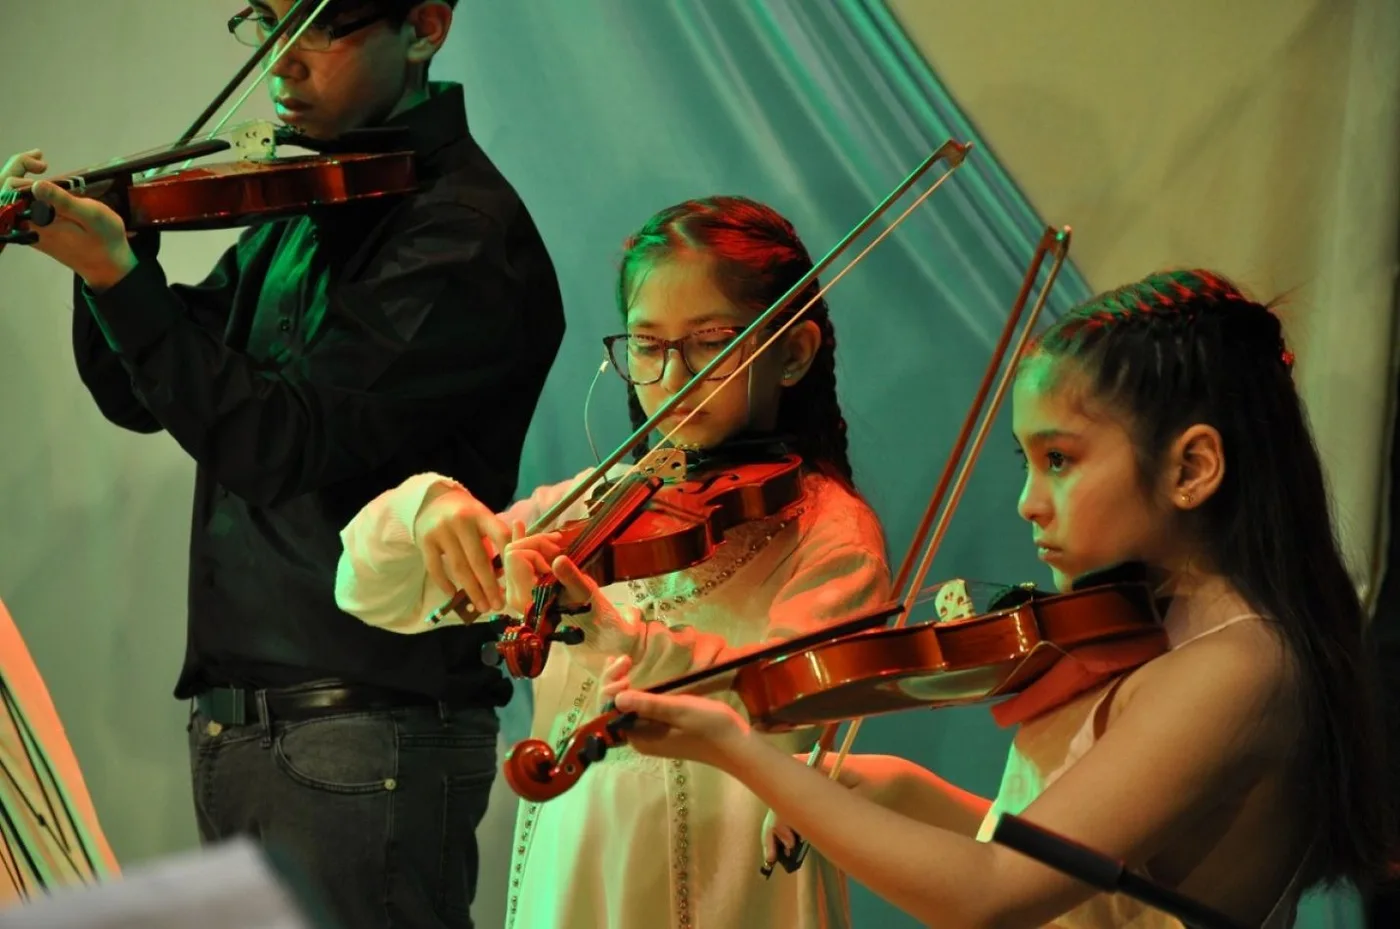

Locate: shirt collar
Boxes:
[275,81,468,160]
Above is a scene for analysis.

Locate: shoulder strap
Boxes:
[1171,612,1264,650]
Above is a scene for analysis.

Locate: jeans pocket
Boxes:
[272,712,398,794]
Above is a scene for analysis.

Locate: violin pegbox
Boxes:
[231,120,278,162]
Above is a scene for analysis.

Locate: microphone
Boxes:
[583,353,609,466]
[990,814,1253,929]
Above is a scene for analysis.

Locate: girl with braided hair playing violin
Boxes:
[599,268,1393,928]
[336,195,891,928]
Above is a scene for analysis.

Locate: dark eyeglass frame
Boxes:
[603,325,777,386]
[228,5,387,51]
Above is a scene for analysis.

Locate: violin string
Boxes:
[0,123,271,212]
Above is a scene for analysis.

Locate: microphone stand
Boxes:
[991,814,1254,929]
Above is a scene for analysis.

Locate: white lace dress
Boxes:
[336,468,890,929]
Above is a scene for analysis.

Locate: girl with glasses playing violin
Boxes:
[597,270,1393,929]
[336,195,892,928]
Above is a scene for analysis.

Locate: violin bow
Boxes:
[173,0,332,149]
[765,225,1072,877]
[427,139,976,624]
[143,0,338,179]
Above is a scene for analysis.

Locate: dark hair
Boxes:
[615,196,854,488]
[1026,268,1390,886]
[363,0,458,21]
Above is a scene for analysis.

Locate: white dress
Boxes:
[336,468,891,929]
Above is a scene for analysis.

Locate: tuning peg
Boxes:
[578,734,608,764]
[547,626,584,645]
[25,201,55,227]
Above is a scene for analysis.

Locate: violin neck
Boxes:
[67,140,232,189]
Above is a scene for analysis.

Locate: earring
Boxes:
[782,368,796,382]
[1179,490,1194,507]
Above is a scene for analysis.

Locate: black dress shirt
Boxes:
[72,83,564,704]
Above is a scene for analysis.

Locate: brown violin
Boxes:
[733,564,1166,729]
[476,441,807,679]
[1,0,414,249]
[0,136,416,247]
[502,565,1165,803]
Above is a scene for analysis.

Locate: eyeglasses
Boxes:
[228,6,385,52]
[603,327,761,386]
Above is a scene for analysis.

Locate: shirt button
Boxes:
[278,318,292,332]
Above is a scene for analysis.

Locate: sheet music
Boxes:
[0,837,326,929]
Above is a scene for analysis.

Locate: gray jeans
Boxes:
[187,701,498,929]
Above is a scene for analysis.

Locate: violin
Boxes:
[425,138,976,680]
[0,133,417,246]
[479,441,807,679]
[0,0,414,249]
[502,598,906,802]
[501,564,1165,803]
[733,563,1165,729]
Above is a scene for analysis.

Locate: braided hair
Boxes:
[1026,269,1390,887]
[616,196,855,488]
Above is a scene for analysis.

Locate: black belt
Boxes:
[195,681,442,726]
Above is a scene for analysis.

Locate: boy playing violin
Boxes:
[1,2,564,926]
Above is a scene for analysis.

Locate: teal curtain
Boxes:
[441,1,1359,925]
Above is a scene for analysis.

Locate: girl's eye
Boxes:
[1014,445,1069,473]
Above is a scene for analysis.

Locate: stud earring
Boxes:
[1179,490,1194,506]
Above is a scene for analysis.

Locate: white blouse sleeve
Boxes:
[334,467,602,633]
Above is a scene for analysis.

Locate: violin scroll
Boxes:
[503,708,638,803]
[482,618,585,678]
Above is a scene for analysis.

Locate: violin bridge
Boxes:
[231,120,278,161]
[636,447,687,480]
